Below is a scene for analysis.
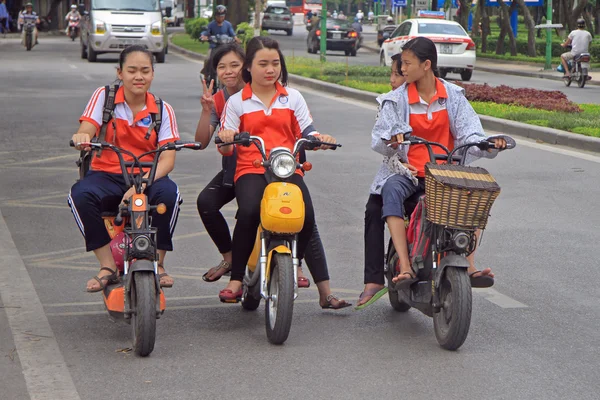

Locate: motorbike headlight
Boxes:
[270,152,296,179]
[133,235,151,252]
[151,21,162,35]
[95,20,106,34]
[452,232,470,250]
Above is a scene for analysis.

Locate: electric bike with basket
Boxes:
[385,134,515,350]
[70,139,202,356]
[215,133,340,344]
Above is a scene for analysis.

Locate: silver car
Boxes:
[262,5,293,36]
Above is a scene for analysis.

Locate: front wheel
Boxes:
[433,266,472,351]
[578,68,587,88]
[563,75,572,87]
[265,253,294,345]
[26,32,32,51]
[131,271,157,357]
[87,41,97,62]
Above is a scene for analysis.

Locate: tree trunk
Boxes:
[595,0,600,35]
[496,0,517,55]
[458,0,471,30]
[514,0,537,56]
[224,0,249,28]
[481,6,491,53]
[571,0,590,29]
[583,9,595,37]
[473,0,482,38]
[495,9,507,54]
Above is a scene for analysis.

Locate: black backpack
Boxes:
[76,85,163,180]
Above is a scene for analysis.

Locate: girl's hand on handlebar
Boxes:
[384,133,405,149]
[200,78,215,112]
[120,186,137,207]
[315,134,337,150]
[488,137,507,152]
[218,129,236,144]
[71,132,92,151]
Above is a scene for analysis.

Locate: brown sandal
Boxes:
[202,260,231,283]
[158,263,174,288]
[320,294,352,310]
[87,267,118,293]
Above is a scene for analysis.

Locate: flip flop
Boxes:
[393,271,417,290]
[320,294,352,310]
[469,270,494,288]
[86,267,118,293]
[354,287,388,311]
[202,260,231,283]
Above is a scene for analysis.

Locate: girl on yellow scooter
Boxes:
[216,36,350,309]
[69,46,181,292]
[357,37,507,308]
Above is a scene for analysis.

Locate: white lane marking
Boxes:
[472,288,528,308]
[82,74,92,81]
[69,64,77,69]
[22,246,87,260]
[0,213,81,399]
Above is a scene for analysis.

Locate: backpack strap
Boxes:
[96,84,118,156]
[146,96,163,140]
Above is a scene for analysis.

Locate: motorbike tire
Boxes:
[155,49,166,64]
[433,266,472,351]
[81,41,87,59]
[563,76,572,87]
[241,282,261,311]
[265,253,294,345]
[578,68,587,88]
[131,271,157,357]
[26,32,32,51]
[385,243,411,312]
[350,49,357,57]
[87,41,97,62]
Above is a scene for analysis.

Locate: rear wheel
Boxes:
[379,52,386,67]
[131,271,157,357]
[433,266,472,351]
[241,282,261,311]
[350,48,357,57]
[578,68,587,88]
[265,253,294,345]
[386,242,411,312]
[460,69,473,81]
[155,49,166,64]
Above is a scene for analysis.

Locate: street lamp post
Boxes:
[320,0,327,62]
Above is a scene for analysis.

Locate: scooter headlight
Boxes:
[133,235,151,252]
[452,232,470,250]
[270,152,296,179]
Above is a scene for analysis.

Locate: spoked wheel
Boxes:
[265,253,294,345]
[563,75,572,87]
[385,241,411,312]
[433,266,472,351]
[578,69,587,88]
[131,271,157,357]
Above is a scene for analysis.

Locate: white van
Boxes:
[81,0,167,63]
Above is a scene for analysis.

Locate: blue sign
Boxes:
[393,0,407,6]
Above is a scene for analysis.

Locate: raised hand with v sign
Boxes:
[200,78,215,112]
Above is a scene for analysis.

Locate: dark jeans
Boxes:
[363,178,425,285]
[68,171,181,252]
[230,174,321,282]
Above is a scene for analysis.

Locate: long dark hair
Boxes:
[211,43,246,71]
[242,36,288,85]
[119,45,154,70]
[401,37,439,78]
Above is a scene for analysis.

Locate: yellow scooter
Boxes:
[216,133,340,344]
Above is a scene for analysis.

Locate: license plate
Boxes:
[333,33,341,39]
[581,62,590,69]
[121,39,138,46]
[440,44,453,54]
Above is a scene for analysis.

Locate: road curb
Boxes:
[475,65,600,87]
[169,36,600,154]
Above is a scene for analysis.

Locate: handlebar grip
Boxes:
[69,140,75,147]
[114,214,123,227]
[214,136,223,145]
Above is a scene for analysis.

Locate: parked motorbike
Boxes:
[561,50,592,88]
[68,15,80,41]
[70,139,202,356]
[199,34,236,94]
[215,133,340,344]
[384,134,515,351]
[23,20,36,51]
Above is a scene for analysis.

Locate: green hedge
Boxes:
[475,37,600,60]
[184,17,209,41]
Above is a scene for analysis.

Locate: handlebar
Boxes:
[215,133,341,156]
[70,139,202,190]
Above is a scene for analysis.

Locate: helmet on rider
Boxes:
[25,2,33,7]
[354,17,359,22]
[71,4,77,9]
[215,5,227,16]
[386,16,393,23]
[577,18,585,28]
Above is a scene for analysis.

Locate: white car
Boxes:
[379,18,476,81]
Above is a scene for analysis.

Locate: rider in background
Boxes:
[68,46,181,292]
[357,37,506,308]
[64,4,80,35]
[217,37,350,309]
[200,5,239,49]
[18,3,39,45]
[560,18,592,78]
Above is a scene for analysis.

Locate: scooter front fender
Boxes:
[434,254,469,288]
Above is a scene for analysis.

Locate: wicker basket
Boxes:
[424,163,501,229]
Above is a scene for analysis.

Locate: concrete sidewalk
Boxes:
[361,39,599,86]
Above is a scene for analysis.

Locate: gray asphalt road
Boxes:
[1,36,599,400]
[271,27,599,104]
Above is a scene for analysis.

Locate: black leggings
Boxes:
[230,174,324,282]
[196,170,235,254]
